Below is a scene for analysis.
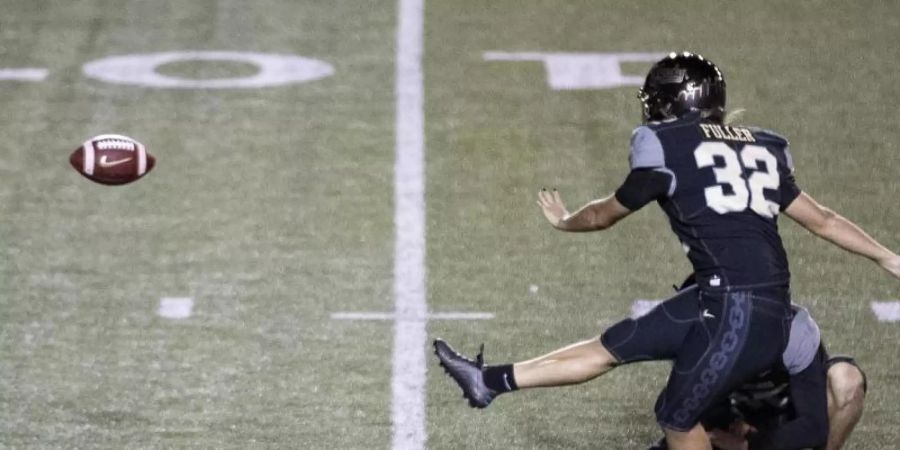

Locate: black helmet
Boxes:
[638,52,726,123]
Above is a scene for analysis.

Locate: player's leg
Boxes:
[825,358,867,450]
[518,284,703,387]
[433,337,620,408]
[512,338,616,388]
[654,289,791,449]
[432,337,616,408]
[433,285,702,407]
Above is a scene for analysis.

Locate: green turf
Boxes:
[1,0,898,448]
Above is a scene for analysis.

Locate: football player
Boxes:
[647,295,867,450]
[701,353,865,450]
[434,52,899,449]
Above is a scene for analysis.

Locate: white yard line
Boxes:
[392,0,426,448]
[334,312,397,321]
[332,312,494,321]
[429,312,493,320]
[631,299,900,323]
[0,68,48,81]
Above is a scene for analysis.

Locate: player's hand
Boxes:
[708,429,748,450]
[729,421,756,436]
[537,188,569,228]
[879,254,900,279]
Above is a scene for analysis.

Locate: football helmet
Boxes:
[638,52,726,123]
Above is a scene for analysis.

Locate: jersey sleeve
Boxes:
[748,351,830,450]
[777,145,801,209]
[614,169,673,211]
[628,126,666,169]
[616,126,675,211]
[782,307,821,375]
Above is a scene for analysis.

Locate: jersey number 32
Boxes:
[694,142,781,218]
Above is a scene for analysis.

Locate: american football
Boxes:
[69,134,154,185]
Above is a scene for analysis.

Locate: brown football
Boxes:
[70,134,155,185]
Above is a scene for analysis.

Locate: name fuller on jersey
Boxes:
[699,123,756,143]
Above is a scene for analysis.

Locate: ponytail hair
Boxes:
[723,108,746,125]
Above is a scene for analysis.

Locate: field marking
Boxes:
[631,299,663,319]
[158,297,193,319]
[0,68,48,81]
[83,51,333,89]
[483,51,665,90]
[393,0,426,448]
[631,299,900,323]
[332,312,495,321]
[871,301,900,322]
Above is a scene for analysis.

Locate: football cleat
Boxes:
[433,339,497,408]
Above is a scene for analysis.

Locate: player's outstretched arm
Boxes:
[784,192,900,279]
[537,189,632,232]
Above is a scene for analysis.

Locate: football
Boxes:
[70,134,155,185]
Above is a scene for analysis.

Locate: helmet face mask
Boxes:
[639,52,726,124]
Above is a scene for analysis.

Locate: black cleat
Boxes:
[433,338,497,408]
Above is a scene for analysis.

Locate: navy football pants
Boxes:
[601,285,793,431]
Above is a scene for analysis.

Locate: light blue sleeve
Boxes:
[784,146,796,175]
[626,126,675,196]
[782,307,821,375]
[628,126,666,169]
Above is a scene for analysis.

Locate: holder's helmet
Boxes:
[638,52,726,123]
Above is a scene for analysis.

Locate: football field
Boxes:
[1,1,898,449]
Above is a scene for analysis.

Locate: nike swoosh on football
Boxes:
[98,155,133,168]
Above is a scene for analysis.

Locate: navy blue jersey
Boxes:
[627,112,801,289]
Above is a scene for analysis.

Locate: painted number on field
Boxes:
[484,52,666,90]
[82,51,334,89]
[159,297,194,319]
